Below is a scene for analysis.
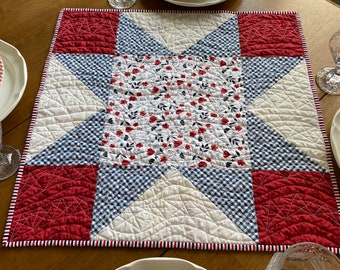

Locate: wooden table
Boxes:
[0,0,339,269]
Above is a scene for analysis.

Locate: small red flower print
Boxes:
[198,127,206,134]
[136,143,143,148]
[181,74,186,78]
[198,161,208,167]
[166,66,172,71]
[190,101,197,106]
[186,112,192,117]
[232,67,239,72]
[140,111,147,116]
[109,102,115,106]
[191,72,197,77]
[177,80,184,86]
[124,72,131,77]
[162,123,169,129]
[149,115,157,123]
[223,150,230,158]
[132,68,139,74]
[167,56,172,60]
[211,145,218,151]
[234,84,240,88]
[116,130,123,136]
[142,81,149,87]
[110,144,115,148]
[210,112,218,117]
[205,66,210,70]
[232,56,238,61]
[115,111,120,116]
[187,83,192,87]
[152,86,159,94]
[234,94,240,100]
[237,160,245,166]
[238,146,243,151]
[221,117,229,125]
[198,97,206,103]
[209,56,216,61]
[221,88,227,94]
[166,82,171,86]
[160,156,168,163]
[104,133,109,138]
[106,108,112,113]
[199,70,206,75]
[119,82,124,87]
[102,141,107,146]
[174,141,182,147]
[130,155,136,160]
[178,55,185,60]
[176,109,184,115]
[122,160,130,166]
[154,59,161,65]
[220,60,227,67]
[147,148,155,156]
[129,96,137,101]
[120,100,127,105]
[125,126,134,133]
[140,65,145,69]
[164,111,170,116]
[206,123,211,128]
[189,131,196,137]
[133,122,139,127]
[110,78,117,84]
[210,83,216,88]
[145,55,151,60]
[179,103,185,107]
[162,143,168,148]
[235,126,243,132]
[137,92,143,96]
[236,113,241,118]
[206,157,212,162]
[185,144,191,150]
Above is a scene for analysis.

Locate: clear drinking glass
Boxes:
[108,0,136,9]
[0,122,21,181]
[316,29,340,95]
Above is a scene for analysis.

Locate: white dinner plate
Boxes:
[165,0,225,7]
[331,108,340,168]
[116,257,206,270]
[0,39,27,121]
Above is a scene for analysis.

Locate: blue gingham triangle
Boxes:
[115,14,173,55]
[243,57,303,105]
[55,53,114,103]
[177,167,259,241]
[90,165,172,236]
[247,112,327,172]
[183,15,240,57]
[27,110,106,166]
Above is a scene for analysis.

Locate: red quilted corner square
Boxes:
[252,170,340,248]
[8,165,99,242]
[53,10,120,54]
[238,13,304,57]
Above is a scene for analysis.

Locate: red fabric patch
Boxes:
[8,165,98,241]
[252,170,340,247]
[238,14,304,57]
[53,10,120,54]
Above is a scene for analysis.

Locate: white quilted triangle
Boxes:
[124,12,235,54]
[93,168,255,244]
[25,55,105,162]
[248,60,328,170]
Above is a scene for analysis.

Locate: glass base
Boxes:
[0,145,21,181]
[315,67,340,95]
[108,0,136,9]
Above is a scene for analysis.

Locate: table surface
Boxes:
[0,0,339,269]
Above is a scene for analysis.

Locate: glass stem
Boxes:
[335,60,340,75]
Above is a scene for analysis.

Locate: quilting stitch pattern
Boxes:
[3,9,340,253]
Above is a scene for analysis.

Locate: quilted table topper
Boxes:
[3,9,340,253]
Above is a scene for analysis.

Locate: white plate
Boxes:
[0,39,27,121]
[331,108,340,168]
[165,0,225,7]
[116,257,206,270]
